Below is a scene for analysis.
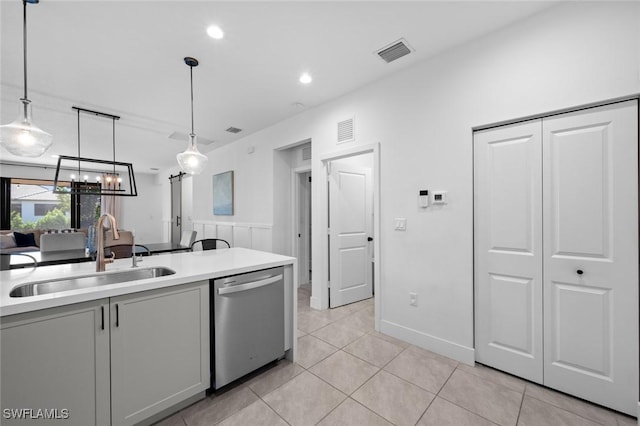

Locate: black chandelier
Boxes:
[53,106,137,196]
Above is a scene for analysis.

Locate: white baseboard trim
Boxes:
[636,401,639,424]
[310,296,322,310]
[380,319,475,365]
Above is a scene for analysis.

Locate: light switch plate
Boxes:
[394,218,407,231]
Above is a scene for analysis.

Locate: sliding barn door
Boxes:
[542,100,638,415]
[474,121,544,383]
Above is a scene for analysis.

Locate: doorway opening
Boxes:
[319,143,381,330]
[293,168,312,287]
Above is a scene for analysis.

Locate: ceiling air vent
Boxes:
[226,126,242,134]
[302,146,311,161]
[337,117,354,144]
[376,38,413,63]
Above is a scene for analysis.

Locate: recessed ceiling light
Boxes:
[206,25,224,40]
[299,72,312,84]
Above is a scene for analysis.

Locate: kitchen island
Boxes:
[0,248,296,426]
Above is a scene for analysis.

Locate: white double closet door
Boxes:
[474,100,638,415]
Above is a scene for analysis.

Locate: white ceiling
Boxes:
[0,1,557,173]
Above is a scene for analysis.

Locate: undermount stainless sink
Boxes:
[9,267,176,298]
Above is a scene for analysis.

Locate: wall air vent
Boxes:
[302,146,311,161]
[376,38,413,63]
[337,117,354,144]
[226,127,242,134]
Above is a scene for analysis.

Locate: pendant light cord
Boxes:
[112,117,117,175]
[21,0,30,125]
[22,0,28,101]
[77,108,81,181]
[189,64,195,135]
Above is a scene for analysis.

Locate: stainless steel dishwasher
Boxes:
[212,266,285,389]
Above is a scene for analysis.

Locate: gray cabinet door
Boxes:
[110,281,210,426]
[1,299,111,426]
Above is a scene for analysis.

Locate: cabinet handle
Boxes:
[577,269,584,275]
[115,304,120,327]
[101,306,104,330]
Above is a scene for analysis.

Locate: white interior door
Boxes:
[474,121,544,383]
[328,161,373,308]
[297,172,311,286]
[542,100,638,415]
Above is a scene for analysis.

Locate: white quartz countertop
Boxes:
[0,248,295,317]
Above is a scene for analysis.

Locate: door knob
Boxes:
[576,269,584,275]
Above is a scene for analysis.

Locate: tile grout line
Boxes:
[514,383,526,426]
[433,366,502,426]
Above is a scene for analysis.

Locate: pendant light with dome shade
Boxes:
[0,0,53,157]
[177,57,208,175]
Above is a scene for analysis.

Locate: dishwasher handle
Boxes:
[217,274,283,295]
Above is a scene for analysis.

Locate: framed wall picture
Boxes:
[213,170,234,215]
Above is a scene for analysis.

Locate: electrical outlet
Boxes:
[409,292,418,307]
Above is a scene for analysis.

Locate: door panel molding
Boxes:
[475,98,638,416]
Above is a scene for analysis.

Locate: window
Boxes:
[34,203,57,216]
[1,178,101,231]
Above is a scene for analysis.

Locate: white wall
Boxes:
[118,172,164,244]
[170,2,640,362]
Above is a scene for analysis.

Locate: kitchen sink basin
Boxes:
[9,267,176,298]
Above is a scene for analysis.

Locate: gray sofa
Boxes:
[0,229,88,254]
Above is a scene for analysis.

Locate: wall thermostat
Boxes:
[432,191,447,204]
[418,190,429,208]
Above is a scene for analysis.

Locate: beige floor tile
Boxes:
[245,359,305,397]
[297,302,311,313]
[183,386,259,426]
[217,400,288,426]
[518,396,602,426]
[153,412,186,426]
[408,345,459,368]
[417,397,497,426]
[368,331,411,349]
[312,322,366,348]
[457,363,526,393]
[384,346,456,393]
[297,310,333,334]
[296,334,339,369]
[343,334,404,367]
[263,371,346,426]
[310,350,379,395]
[352,370,435,426]
[335,309,374,333]
[350,298,374,312]
[297,328,307,338]
[317,305,355,322]
[616,413,638,426]
[525,383,619,425]
[439,369,522,426]
[317,398,392,426]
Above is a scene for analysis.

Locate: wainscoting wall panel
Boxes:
[191,221,273,251]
